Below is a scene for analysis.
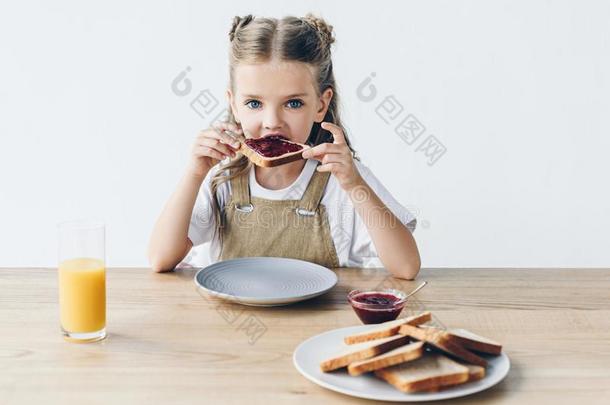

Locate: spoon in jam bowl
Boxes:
[347,281,428,325]
[403,281,428,300]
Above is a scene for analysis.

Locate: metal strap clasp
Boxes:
[295,207,316,217]
[235,203,254,213]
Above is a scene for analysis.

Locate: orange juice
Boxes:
[58,257,106,333]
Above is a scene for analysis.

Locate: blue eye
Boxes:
[245,100,262,109]
[287,99,303,109]
[244,99,303,109]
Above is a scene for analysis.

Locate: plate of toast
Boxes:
[293,312,509,401]
[194,257,337,306]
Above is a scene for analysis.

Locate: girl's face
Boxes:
[227,61,333,145]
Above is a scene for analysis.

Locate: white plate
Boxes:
[293,325,510,402]
[194,257,338,307]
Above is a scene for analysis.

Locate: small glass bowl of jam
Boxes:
[347,289,408,324]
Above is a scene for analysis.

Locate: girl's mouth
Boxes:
[260,132,288,139]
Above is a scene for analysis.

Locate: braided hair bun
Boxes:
[229,14,254,42]
[303,13,335,48]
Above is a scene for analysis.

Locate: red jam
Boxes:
[244,135,303,157]
[348,290,406,324]
[354,293,401,306]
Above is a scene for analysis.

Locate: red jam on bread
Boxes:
[347,289,407,324]
[244,135,303,158]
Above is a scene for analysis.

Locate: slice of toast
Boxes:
[374,353,470,393]
[447,328,502,355]
[320,334,410,372]
[239,135,310,167]
[347,341,424,376]
[399,324,488,367]
[420,362,486,392]
[344,312,432,345]
[463,363,486,381]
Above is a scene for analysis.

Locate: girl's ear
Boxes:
[315,87,333,122]
[226,89,239,122]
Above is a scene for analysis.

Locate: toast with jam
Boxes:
[238,135,310,167]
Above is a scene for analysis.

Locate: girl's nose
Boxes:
[263,108,284,131]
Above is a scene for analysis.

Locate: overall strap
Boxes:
[230,168,251,208]
[297,165,331,215]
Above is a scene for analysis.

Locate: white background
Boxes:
[1,0,608,268]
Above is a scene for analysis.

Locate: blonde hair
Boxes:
[211,14,358,242]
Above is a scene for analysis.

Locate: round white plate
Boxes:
[293,325,510,402]
[194,257,338,307]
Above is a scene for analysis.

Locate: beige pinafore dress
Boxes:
[219,163,340,268]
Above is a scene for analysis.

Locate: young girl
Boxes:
[148,14,420,279]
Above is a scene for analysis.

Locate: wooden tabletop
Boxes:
[1,267,609,404]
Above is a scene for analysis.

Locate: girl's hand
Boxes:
[301,122,363,191]
[186,121,242,178]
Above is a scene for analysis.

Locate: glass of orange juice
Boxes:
[57,219,106,342]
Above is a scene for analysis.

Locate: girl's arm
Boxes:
[147,170,204,273]
[148,122,241,273]
[347,178,421,279]
[302,122,421,279]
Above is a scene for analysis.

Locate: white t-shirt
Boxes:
[187,158,416,267]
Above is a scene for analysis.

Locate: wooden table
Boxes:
[1,267,609,404]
